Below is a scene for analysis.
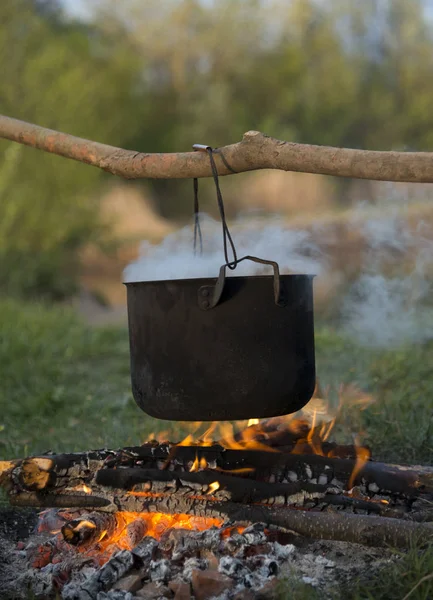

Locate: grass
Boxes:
[0,298,432,463]
[0,298,432,599]
[352,542,433,600]
[0,298,177,459]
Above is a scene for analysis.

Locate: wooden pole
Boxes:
[1,114,433,183]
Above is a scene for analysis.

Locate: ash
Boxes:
[0,511,397,600]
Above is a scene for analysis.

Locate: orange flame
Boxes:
[71,511,226,563]
[207,481,220,495]
[348,438,370,490]
[72,484,92,494]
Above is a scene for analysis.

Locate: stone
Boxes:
[191,569,234,600]
[135,581,171,599]
[113,572,143,593]
[199,549,219,571]
[168,580,191,600]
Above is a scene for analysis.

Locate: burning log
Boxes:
[0,459,21,487]
[16,450,115,491]
[105,495,433,549]
[3,444,433,549]
[94,467,335,505]
[61,512,117,546]
[225,503,433,548]
[7,445,433,497]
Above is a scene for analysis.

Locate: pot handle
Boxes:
[198,255,286,310]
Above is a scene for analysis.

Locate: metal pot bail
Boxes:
[192,145,285,310]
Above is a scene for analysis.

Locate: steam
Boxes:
[123,214,324,282]
[341,204,433,347]
[124,206,433,348]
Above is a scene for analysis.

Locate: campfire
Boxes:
[1,386,432,600]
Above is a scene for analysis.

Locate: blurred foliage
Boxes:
[0,0,141,299]
[2,0,433,298]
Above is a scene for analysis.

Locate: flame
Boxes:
[348,437,371,489]
[71,484,92,494]
[75,520,96,531]
[97,529,108,542]
[190,454,199,472]
[72,511,225,562]
[189,454,208,472]
[141,382,374,491]
[151,381,375,457]
[207,481,220,495]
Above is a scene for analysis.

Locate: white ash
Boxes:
[171,527,221,560]
[241,523,268,545]
[96,592,134,600]
[149,559,171,583]
[218,556,250,579]
[273,542,295,560]
[62,550,135,600]
[181,557,208,581]
[0,511,401,600]
[131,536,158,562]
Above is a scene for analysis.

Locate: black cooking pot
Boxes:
[125,256,315,421]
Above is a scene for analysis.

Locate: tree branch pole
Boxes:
[2,114,433,182]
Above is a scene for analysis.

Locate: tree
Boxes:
[0,0,142,298]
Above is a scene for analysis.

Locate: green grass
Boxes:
[315,327,433,464]
[0,298,432,599]
[1,299,432,463]
[0,298,181,459]
[352,542,433,600]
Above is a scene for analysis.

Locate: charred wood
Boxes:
[94,467,334,505]
[61,549,136,600]
[109,494,433,548]
[9,492,111,509]
[62,512,117,546]
[6,445,432,498]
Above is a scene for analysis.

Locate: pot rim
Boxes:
[124,273,316,286]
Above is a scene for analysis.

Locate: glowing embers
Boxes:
[39,509,227,565]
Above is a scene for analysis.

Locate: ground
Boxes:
[0,298,432,599]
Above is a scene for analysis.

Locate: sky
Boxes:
[61,0,433,22]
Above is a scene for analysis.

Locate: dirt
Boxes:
[0,508,400,600]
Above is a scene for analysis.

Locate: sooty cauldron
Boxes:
[125,257,315,421]
[125,145,316,421]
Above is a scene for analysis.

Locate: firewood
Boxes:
[108,494,433,548]
[4,445,433,497]
[94,467,333,505]
[62,512,117,546]
[9,492,111,509]
[0,459,21,487]
[61,549,136,600]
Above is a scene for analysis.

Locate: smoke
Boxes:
[124,206,433,348]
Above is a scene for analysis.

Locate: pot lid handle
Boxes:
[198,255,286,310]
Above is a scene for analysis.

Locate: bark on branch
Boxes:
[2,114,433,182]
